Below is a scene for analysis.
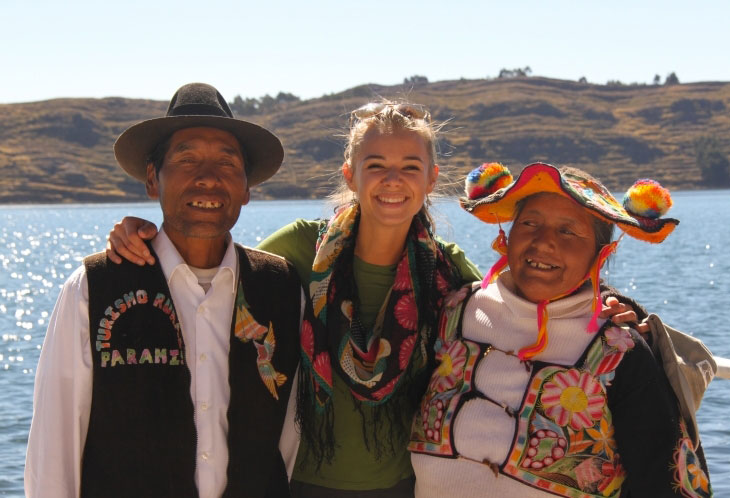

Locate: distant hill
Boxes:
[1,76,729,203]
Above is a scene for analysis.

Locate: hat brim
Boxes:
[114,115,284,187]
[461,163,678,243]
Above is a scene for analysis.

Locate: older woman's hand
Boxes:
[601,296,650,334]
[105,217,158,266]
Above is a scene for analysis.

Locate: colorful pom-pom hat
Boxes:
[461,162,678,243]
[461,162,679,360]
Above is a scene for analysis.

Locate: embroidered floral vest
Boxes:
[409,285,711,498]
[81,245,301,498]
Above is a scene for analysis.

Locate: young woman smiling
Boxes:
[259,104,479,497]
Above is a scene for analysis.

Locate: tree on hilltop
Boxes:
[229,92,300,115]
[230,95,258,115]
[653,74,661,85]
[404,75,429,85]
[498,66,532,79]
[665,72,680,85]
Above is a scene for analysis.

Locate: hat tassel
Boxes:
[518,302,549,360]
[586,239,620,333]
[481,228,508,289]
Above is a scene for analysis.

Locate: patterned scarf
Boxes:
[298,203,461,460]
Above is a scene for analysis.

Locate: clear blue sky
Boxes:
[2,0,728,104]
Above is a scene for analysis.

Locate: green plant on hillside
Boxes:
[695,136,730,186]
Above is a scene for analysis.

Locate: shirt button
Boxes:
[201,451,209,461]
[201,402,208,411]
[200,353,207,362]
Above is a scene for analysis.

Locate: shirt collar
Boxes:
[495,270,594,319]
[151,228,238,295]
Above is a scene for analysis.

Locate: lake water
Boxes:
[1,192,729,496]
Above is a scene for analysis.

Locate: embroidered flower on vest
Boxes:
[540,369,605,431]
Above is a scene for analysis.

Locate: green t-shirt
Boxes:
[258,219,482,490]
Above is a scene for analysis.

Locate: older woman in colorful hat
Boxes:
[409,163,712,498]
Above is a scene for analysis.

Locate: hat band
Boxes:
[168,103,231,118]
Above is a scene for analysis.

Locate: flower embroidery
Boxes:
[394,294,418,331]
[574,458,603,490]
[421,398,446,443]
[605,326,634,353]
[393,257,412,290]
[301,319,314,358]
[672,422,712,497]
[541,369,605,430]
[399,333,417,370]
[431,341,468,392]
[568,429,593,454]
[688,463,710,493]
[435,270,450,294]
[520,429,567,470]
[313,351,332,385]
[585,417,617,459]
[598,454,626,495]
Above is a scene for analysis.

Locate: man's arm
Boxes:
[25,267,93,498]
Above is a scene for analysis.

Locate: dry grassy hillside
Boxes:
[1,77,728,203]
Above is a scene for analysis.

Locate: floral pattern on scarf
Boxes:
[300,204,458,410]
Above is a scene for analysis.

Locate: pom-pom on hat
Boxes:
[623,179,673,219]
[461,162,679,243]
[465,162,513,200]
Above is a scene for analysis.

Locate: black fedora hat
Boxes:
[114,82,284,187]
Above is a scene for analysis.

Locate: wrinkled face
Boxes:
[344,128,437,233]
[507,193,597,303]
[146,127,250,243]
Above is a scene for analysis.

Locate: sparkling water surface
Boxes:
[1,192,728,496]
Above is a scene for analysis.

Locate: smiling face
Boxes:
[507,193,598,303]
[343,128,438,235]
[146,127,250,246]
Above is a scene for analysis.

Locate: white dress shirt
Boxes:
[25,229,300,498]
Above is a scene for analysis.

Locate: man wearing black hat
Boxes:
[25,83,303,498]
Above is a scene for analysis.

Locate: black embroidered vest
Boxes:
[80,244,301,498]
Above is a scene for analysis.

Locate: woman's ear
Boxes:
[427,164,439,193]
[342,162,356,191]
